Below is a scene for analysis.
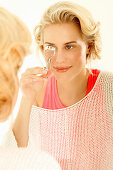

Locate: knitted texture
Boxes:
[30,71,113,170]
[0,147,61,170]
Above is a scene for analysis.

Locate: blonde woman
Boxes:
[13,1,113,170]
[0,7,32,121]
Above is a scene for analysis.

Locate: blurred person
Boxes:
[0,7,61,170]
[0,147,61,170]
[0,7,32,121]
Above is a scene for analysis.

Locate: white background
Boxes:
[0,0,113,142]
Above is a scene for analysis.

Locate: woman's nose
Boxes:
[54,49,65,63]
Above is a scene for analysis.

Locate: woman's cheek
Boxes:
[71,51,82,62]
[50,57,55,67]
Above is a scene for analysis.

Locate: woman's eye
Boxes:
[65,45,73,50]
[44,45,52,51]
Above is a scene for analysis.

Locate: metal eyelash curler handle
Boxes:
[36,58,51,77]
[46,56,52,69]
[36,46,56,76]
[45,46,56,69]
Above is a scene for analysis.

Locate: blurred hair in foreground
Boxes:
[0,7,32,121]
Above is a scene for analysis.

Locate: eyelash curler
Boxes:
[44,46,56,69]
[36,46,56,77]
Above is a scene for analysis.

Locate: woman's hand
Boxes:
[20,67,48,101]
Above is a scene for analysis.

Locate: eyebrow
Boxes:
[44,42,55,45]
[44,41,77,45]
[65,41,77,45]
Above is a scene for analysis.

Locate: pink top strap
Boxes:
[42,69,100,109]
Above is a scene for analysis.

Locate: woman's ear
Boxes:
[86,44,90,59]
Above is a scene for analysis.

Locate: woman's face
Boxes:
[43,22,88,81]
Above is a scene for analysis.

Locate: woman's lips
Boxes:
[53,66,72,72]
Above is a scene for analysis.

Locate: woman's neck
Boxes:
[57,69,89,106]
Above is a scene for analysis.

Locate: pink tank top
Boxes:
[42,69,100,109]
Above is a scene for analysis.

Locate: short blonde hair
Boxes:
[0,60,18,121]
[0,7,32,68]
[0,7,32,121]
[34,1,102,60]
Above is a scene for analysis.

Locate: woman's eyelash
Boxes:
[65,45,73,49]
[44,45,55,51]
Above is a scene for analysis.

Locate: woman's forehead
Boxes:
[43,22,83,42]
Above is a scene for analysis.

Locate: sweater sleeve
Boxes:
[0,147,61,170]
[1,129,17,147]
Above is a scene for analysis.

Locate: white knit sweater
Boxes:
[0,146,61,170]
[1,70,113,170]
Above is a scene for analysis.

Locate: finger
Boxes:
[20,75,47,84]
[24,67,48,75]
[21,73,48,81]
[21,69,48,78]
